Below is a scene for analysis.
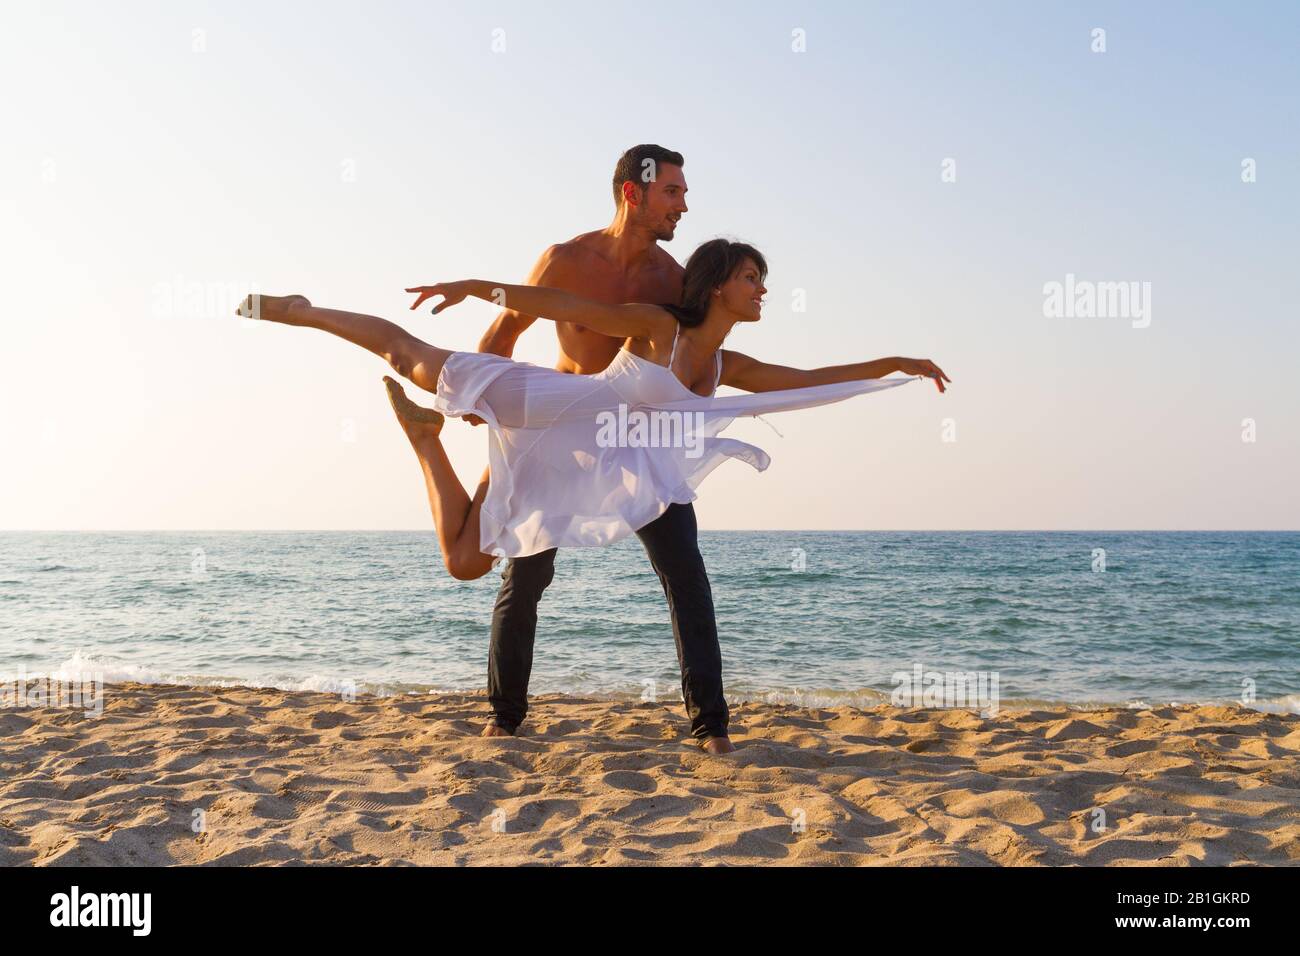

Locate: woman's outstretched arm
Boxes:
[720,350,952,393]
[406,280,674,342]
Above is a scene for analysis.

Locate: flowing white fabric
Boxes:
[431,344,917,558]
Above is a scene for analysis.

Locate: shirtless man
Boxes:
[472,144,734,754]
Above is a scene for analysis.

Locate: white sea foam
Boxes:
[6,654,1295,715]
[0,653,435,699]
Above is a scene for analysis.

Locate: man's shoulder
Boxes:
[533,232,681,296]
[550,230,607,258]
[544,231,680,268]
[651,244,685,278]
[533,233,605,273]
[525,236,595,286]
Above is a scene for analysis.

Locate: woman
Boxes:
[238,239,950,579]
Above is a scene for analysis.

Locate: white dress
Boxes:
[432,327,918,558]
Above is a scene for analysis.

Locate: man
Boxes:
[472,144,734,755]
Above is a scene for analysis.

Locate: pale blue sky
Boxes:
[2,0,1296,530]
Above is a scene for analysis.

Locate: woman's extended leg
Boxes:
[238,294,450,395]
[239,294,493,580]
[383,377,496,582]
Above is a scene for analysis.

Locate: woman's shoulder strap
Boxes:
[660,304,687,364]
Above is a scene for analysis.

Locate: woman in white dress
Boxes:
[239,239,950,580]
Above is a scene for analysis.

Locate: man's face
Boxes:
[633,163,688,241]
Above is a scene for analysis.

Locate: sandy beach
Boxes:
[1,682,1297,866]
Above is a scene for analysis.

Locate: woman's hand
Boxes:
[896,357,952,393]
[406,281,474,314]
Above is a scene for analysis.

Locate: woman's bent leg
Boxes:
[411,443,495,582]
[384,377,495,581]
[240,294,451,395]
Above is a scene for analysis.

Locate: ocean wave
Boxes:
[4,654,1295,715]
[0,652,452,699]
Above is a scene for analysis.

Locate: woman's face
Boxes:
[717,258,767,322]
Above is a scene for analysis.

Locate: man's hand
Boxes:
[896,357,952,393]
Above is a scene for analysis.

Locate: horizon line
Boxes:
[4,529,1298,535]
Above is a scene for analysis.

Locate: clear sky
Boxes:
[2,0,1296,530]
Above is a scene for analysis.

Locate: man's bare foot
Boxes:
[383,376,444,440]
[481,723,514,738]
[235,293,311,324]
[700,735,735,755]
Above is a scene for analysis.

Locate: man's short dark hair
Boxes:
[612,144,684,205]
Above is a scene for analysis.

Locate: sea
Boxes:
[2,531,1297,712]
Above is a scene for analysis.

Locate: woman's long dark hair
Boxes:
[670,238,768,327]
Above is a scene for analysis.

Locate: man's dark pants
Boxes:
[485,502,729,740]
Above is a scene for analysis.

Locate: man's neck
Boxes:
[599,208,660,271]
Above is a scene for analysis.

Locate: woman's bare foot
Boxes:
[481,723,514,738]
[701,735,736,755]
[383,376,444,442]
[235,293,312,324]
